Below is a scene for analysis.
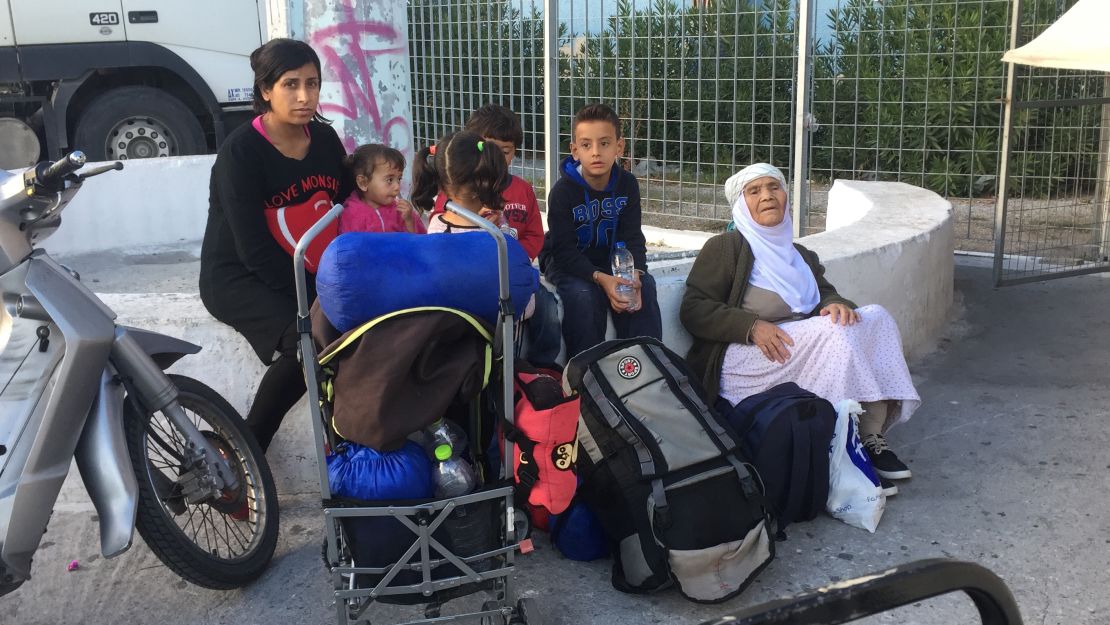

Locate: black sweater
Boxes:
[200,120,348,360]
[539,156,648,282]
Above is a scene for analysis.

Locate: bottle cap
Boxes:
[434,444,452,461]
[614,241,625,248]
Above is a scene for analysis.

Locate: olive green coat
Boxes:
[679,230,856,399]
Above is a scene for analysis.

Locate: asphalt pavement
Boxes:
[6,257,1110,625]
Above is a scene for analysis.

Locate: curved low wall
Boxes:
[804,180,954,360]
[57,173,952,502]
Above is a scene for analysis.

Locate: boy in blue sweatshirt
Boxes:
[539,103,663,358]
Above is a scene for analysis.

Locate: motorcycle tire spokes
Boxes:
[144,419,255,551]
[126,375,278,589]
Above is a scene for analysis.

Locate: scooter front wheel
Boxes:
[124,374,279,589]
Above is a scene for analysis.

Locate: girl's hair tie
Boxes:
[476,141,484,152]
[428,145,437,156]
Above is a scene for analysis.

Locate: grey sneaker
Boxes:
[862,433,912,480]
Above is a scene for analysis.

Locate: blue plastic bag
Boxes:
[549,495,609,562]
[327,441,434,501]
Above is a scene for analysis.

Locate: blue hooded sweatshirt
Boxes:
[539,155,648,282]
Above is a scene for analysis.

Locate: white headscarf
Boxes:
[724,163,820,314]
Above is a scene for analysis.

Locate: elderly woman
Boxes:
[680,163,920,493]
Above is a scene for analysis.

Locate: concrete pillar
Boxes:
[295,0,416,184]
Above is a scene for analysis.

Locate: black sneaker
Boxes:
[861,433,912,480]
[880,477,898,497]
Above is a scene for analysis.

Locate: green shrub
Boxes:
[408,0,1095,199]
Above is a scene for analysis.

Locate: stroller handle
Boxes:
[444,201,518,550]
[294,203,344,318]
[443,201,512,307]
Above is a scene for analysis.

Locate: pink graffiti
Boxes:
[310,0,413,157]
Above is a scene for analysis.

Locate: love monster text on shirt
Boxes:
[264,174,341,210]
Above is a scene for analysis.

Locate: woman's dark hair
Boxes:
[412,130,509,213]
[343,143,405,180]
[465,104,523,149]
[249,38,329,123]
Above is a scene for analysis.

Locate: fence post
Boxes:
[1098,76,1110,262]
[791,0,815,238]
[993,0,1022,285]
[543,0,560,197]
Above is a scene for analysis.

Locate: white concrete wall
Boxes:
[806,181,955,359]
[48,156,215,256]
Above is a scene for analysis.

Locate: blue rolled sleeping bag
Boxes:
[316,231,540,333]
[327,441,434,501]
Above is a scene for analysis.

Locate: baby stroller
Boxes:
[293,202,540,625]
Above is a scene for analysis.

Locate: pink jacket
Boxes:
[339,193,427,234]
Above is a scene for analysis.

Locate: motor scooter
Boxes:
[0,152,278,596]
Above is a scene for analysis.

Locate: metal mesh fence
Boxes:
[993,1,1110,284]
[407,0,547,189]
[407,0,1094,255]
[556,0,798,231]
[806,0,1011,243]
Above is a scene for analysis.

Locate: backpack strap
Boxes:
[649,478,671,529]
[502,420,540,487]
[780,414,813,526]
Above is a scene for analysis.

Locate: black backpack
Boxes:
[715,382,836,531]
[564,337,776,603]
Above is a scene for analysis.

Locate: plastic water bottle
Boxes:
[424,419,466,457]
[424,420,478,498]
[611,241,639,310]
[497,211,519,239]
[431,448,478,498]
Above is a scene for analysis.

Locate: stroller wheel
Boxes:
[513,506,532,541]
[511,597,542,625]
[480,599,510,625]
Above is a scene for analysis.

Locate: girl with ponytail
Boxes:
[413,130,511,234]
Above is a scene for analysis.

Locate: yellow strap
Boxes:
[318,306,493,366]
[320,307,494,440]
[482,345,492,389]
[330,415,348,441]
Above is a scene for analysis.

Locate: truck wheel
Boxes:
[73,86,206,161]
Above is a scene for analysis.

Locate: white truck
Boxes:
[0,1,270,168]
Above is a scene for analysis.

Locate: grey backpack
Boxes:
[564,337,776,603]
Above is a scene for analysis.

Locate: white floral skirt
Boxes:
[719,304,921,431]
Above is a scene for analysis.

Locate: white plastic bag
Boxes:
[827,399,885,532]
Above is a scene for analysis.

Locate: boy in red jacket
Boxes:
[433,104,544,260]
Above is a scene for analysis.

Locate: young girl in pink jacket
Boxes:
[339,143,426,234]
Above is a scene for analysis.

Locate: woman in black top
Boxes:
[200,39,349,451]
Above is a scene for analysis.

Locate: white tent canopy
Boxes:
[1002,0,1110,72]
